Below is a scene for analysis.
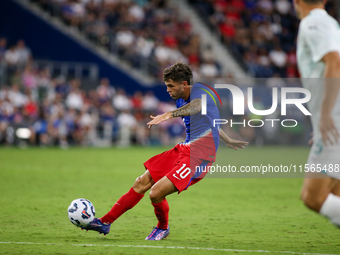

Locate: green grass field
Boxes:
[1,146,340,255]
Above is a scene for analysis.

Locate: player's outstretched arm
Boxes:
[319,51,340,146]
[170,98,201,117]
[147,98,201,128]
[219,128,248,150]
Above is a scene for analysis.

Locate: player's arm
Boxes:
[171,98,201,117]
[219,128,248,150]
[147,98,201,128]
[320,51,340,145]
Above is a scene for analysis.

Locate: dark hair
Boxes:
[163,62,193,85]
[302,0,323,4]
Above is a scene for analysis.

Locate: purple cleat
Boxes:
[80,218,111,235]
[145,225,170,240]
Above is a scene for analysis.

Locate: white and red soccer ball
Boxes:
[67,198,95,227]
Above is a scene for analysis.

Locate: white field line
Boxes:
[0,241,338,255]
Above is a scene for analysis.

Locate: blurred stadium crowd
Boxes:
[32,0,223,79]
[31,0,336,80]
[0,38,187,147]
[0,37,311,148]
[190,0,337,78]
[2,0,330,147]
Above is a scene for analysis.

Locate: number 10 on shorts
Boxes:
[173,164,191,180]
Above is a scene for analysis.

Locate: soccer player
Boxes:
[294,0,340,228]
[81,62,248,240]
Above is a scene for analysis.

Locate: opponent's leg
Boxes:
[331,181,340,196]
[301,172,340,228]
[100,170,155,224]
[145,176,177,240]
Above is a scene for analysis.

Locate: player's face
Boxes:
[165,79,187,100]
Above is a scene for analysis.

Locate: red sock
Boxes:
[100,188,144,224]
[152,198,169,229]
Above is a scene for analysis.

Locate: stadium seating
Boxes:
[2,0,330,147]
[31,0,222,80]
[0,38,185,147]
[189,0,337,78]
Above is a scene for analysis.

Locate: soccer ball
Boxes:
[67,198,95,227]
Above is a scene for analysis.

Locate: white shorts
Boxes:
[307,138,340,179]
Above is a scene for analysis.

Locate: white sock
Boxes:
[320,193,340,227]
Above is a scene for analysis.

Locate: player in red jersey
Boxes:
[81,62,248,240]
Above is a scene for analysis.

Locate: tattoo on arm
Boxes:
[170,98,202,117]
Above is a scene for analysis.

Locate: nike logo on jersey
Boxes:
[308,25,318,30]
